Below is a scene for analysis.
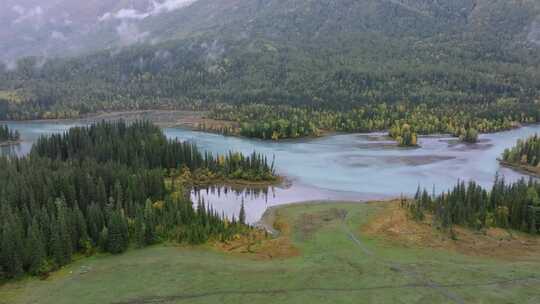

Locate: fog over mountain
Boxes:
[2,0,540,67]
[0,0,195,64]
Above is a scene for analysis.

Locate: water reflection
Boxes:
[0,121,78,157]
[190,181,392,223]
[0,143,23,157]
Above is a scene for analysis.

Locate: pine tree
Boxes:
[25,219,47,275]
[56,199,73,265]
[98,227,109,252]
[73,203,92,254]
[530,208,538,234]
[143,199,157,245]
[107,212,128,254]
[114,180,123,210]
[134,209,146,248]
[239,200,246,225]
[0,223,24,278]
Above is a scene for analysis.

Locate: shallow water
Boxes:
[3,121,539,223]
[0,122,79,157]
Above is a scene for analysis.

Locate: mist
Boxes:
[0,0,197,64]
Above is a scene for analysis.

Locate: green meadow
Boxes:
[2,202,539,304]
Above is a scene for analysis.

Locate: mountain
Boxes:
[1,0,540,119]
[2,0,539,63]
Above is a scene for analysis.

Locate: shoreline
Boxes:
[1,110,535,143]
[189,175,288,190]
[1,110,210,129]
[499,160,540,178]
[0,140,22,147]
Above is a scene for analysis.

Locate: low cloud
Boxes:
[528,17,540,46]
[116,21,149,45]
[12,5,25,15]
[151,0,196,14]
[51,31,67,40]
[100,8,149,21]
[12,6,44,24]
[99,0,195,22]
[3,60,17,71]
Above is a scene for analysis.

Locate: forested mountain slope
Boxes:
[1,0,540,119]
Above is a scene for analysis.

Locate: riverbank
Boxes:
[167,170,286,190]
[193,175,288,189]
[0,140,21,147]
[499,160,540,177]
[1,110,217,129]
[3,109,530,143]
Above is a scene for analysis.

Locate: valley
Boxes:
[1,1,540,302]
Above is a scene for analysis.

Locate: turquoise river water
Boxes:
[2,121,539,223]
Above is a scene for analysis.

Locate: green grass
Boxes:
[1,202,540,304]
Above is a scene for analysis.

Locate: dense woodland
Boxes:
[33,121,276,182]
[405,177,540,234]
[0,121,274,279]
[1,34,538,119]
[0,125,19,143]
[502,134,540,170]
[205,102,537,142]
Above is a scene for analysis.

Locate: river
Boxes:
[2,121,539,223]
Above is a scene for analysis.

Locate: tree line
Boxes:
[0,124,20,142]
[0,121,275,279]
[206,102,536,143]
[404,177,540,235]
[502,134,540,170]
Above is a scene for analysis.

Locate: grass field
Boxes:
[1,201,539,304]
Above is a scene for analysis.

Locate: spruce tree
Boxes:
[107,212,128,254]
[98,227,109,252]
[25,219,47,275]
[56,199,73,264]
[1,223,24,278]
[239,201,246,225]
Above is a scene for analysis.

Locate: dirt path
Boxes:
[341,215,466,304]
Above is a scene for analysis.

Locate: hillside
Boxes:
[1,0,540,119]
